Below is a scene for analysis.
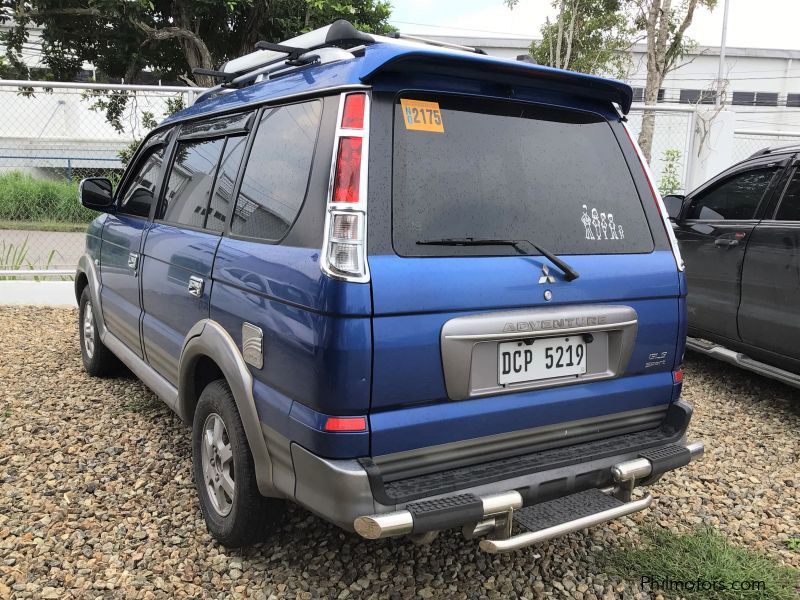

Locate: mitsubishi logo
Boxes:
[538,264,556,284]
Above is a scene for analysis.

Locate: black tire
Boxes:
[78,287,119,377]
[192,379,284,547]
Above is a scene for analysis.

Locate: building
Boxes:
[424,35,800,133]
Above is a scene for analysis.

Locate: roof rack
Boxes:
[747,144,800,159]
[385,32,486,55]
[219,20,374,77]
[192,19,490,93]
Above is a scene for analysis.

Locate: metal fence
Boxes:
[732,129,800,164]
[0,80,201,275]
[626,105,696,195]
[0,81,794,275]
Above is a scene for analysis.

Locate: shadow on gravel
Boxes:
[684,352,800,419]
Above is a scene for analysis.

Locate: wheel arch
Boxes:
[75,270,89,305]
[178,320,276,497]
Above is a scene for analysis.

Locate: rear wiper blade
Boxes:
[416,237,580,282]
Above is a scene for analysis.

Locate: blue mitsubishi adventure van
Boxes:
[75,21,703,552]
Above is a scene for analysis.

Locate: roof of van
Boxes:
[164,41,633,126]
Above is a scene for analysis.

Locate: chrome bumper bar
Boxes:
[354,490,523,540]
[479,492,653,553]
[353,441,705,548]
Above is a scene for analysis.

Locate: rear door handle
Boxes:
[188,275,205,297]
[714,238,739,248]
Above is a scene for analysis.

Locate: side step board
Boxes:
[687,336,800,389]
[479,489,650,553]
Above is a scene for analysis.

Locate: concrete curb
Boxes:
[0,281,75,306]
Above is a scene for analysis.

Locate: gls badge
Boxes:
[645,351,669,368]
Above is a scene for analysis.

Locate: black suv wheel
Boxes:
[192,379,284,547]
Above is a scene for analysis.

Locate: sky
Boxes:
[389,0,798,51]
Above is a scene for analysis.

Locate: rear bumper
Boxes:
[289,400,697,531]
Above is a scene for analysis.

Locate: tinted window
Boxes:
[686,168,777,220]
[775,169,800,221]
[231,101,322,241]
[392,95,653,256]
[158,138,225,227]
[117,146,165,218]
[206,135,247,232]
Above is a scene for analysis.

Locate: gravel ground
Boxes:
[0,306,798,599]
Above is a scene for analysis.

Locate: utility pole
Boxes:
[715,0,730,106]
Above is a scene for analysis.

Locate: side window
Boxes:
[231,100,322,241]
[117,146,165,218]
[206,135,247,232]
[686,168,777,220]
[775,169,800,221]
[158,138,225,227]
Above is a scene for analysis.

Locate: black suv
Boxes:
[665,145,800,387]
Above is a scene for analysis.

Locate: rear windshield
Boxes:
[392,95,653,256]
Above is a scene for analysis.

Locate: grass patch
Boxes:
[0,237,63,278]
[605,527,799,600]
[0,171,94,223]
[0,219,88,232]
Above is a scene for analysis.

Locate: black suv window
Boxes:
[117,145,165,218]
[775,169,800,221]
[686,168,778,220]
[231,101,322,241]
[158,138,226,228]
[392,94,653,256]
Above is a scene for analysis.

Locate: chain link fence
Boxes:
[0,80,200,275]
[4,84,791,275]
[732,130,800,164]
[626,106,696,195]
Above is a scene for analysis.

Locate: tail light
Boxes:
[321,92,370,283]
[673,368,684,384]
[622,123,685,272]
[323,416,367,432]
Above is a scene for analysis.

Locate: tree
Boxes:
[0,0,393,87]
[658,149,682,195]
[630,0,717,161]
[505,0,635,78]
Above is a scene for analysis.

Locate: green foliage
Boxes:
[1,0,393,86]
[605,527,800,600]
[506,0,634,76]
[658,149,683,195]
[0,236,61,278]
[0,171,93,223]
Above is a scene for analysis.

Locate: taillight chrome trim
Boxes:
[321,91,371,283]
[622,122,685,272]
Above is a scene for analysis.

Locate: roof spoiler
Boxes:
[360,51,634,114]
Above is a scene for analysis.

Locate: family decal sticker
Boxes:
[581,205,624,241]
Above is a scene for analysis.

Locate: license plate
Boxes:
[498,336,586,385]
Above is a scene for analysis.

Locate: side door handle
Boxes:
[128,252,140,274]
[188,275,205,298]
[714,238,739,248]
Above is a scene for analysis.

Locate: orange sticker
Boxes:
[400,99,444,133]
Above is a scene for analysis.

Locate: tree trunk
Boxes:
[554,0,566,69]
[563,0,580,71]
[638,65,663,163]
[637,0,670,163]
